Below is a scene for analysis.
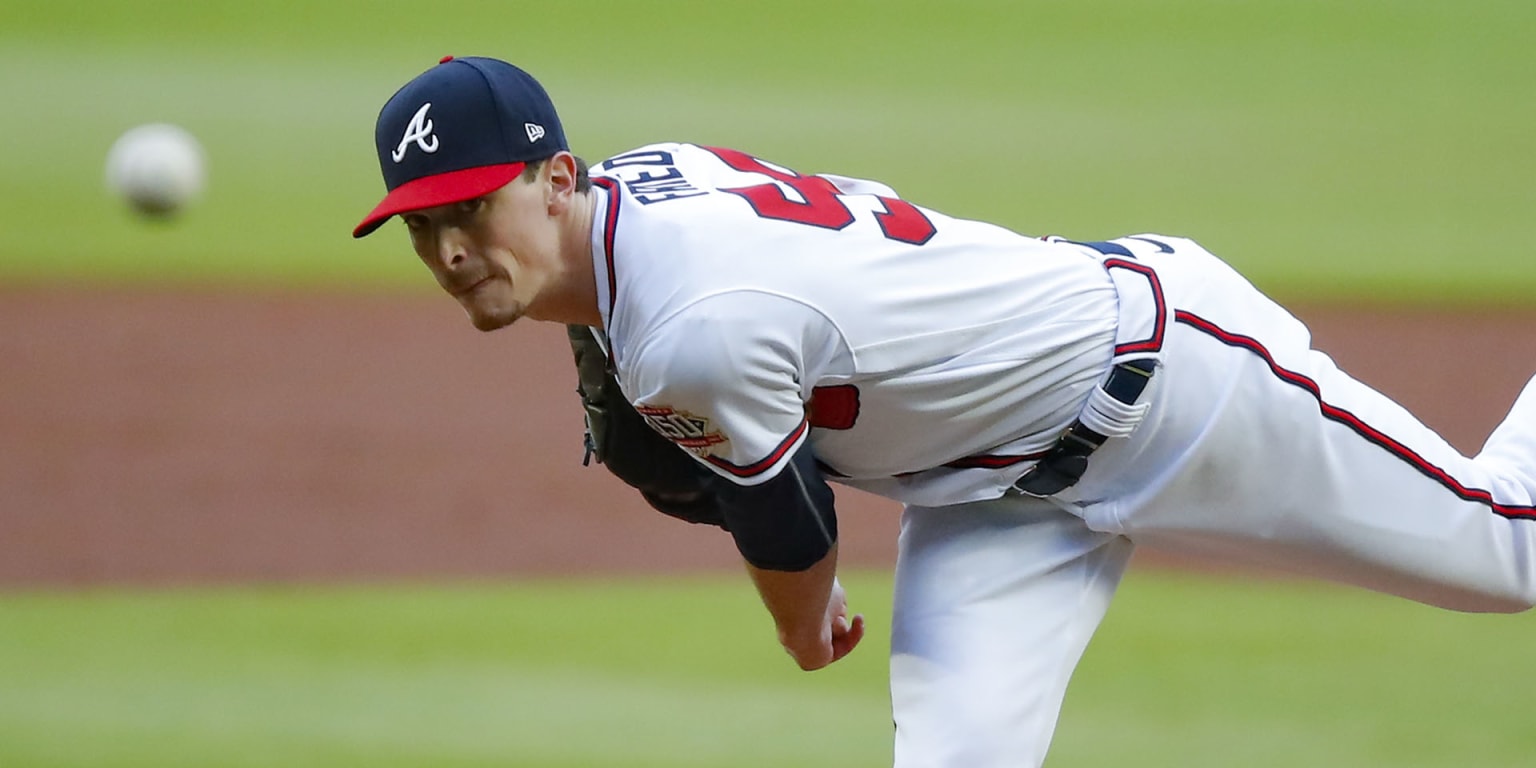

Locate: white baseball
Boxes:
[105,123,206,217]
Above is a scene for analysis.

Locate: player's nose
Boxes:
[433,228,469,269]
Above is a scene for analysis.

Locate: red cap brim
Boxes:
[352,162,527,238]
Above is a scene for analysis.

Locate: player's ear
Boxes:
[545,151,578,212]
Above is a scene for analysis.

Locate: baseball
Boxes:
[105,123,206,217]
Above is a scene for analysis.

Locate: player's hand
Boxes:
[782,579,865,671]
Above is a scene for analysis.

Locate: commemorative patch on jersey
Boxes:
[635,405,729,455]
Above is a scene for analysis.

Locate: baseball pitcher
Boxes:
[353,56,1536,767]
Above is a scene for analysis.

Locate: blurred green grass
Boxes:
[1,0,1533,302]
[4,3,1536,766]
[1,570,1532,767]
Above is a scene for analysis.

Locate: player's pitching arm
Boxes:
[613,299,864,669]
[718,441,866,670]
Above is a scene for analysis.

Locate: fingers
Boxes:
[829,613,865,664]
[782,613,866,671]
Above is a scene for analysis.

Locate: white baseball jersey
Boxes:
[584,144,1536,768]
[588,143,1119,507]
[362,58,1536,768]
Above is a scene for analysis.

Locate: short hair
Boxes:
[521,154,591,193]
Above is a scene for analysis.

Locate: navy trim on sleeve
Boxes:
[716,440,838,571]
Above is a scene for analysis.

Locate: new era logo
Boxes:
[525,122,546,143]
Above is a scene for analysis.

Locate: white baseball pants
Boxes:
[888,235,1536,767]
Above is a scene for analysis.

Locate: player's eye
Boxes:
[402,215,428,232]
[457,197,485,216]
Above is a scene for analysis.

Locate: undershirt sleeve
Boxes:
[715,438,838,571]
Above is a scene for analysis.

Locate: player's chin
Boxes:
[458,296,523,332]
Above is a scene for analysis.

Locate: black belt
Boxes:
[1012,358,1156,497]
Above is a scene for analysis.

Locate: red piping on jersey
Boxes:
[591,177,623,327]
[1102,258,1166,355]
[941,450,1052,471]
[1175,310,1536,520]
[885,450,1052,477]
[705,420,809,478]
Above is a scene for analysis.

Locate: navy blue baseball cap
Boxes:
[353,56,568,238]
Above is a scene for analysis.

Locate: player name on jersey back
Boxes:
[599,149,708,205]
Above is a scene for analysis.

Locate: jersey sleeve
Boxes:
[620,292,842,486]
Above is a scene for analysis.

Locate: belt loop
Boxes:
[1013,358,1156,498]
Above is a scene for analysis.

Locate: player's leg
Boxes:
[889,495,1134,768]
[1065,238,1536,611]
[1472,374,1536,503]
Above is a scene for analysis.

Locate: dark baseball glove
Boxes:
[567,324,728,529]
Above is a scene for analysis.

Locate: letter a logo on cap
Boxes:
[392,103,440,163]
[525,122,546,143]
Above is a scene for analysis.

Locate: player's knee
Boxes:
[892,683,1054,768]
[1448,586,1536,614]
[1493,588,1536,614]
[1482,596,1536,614]
[894,724,1048,768]
[1493,569,1536,613]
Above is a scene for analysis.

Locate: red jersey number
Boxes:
[705,147,936,246]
